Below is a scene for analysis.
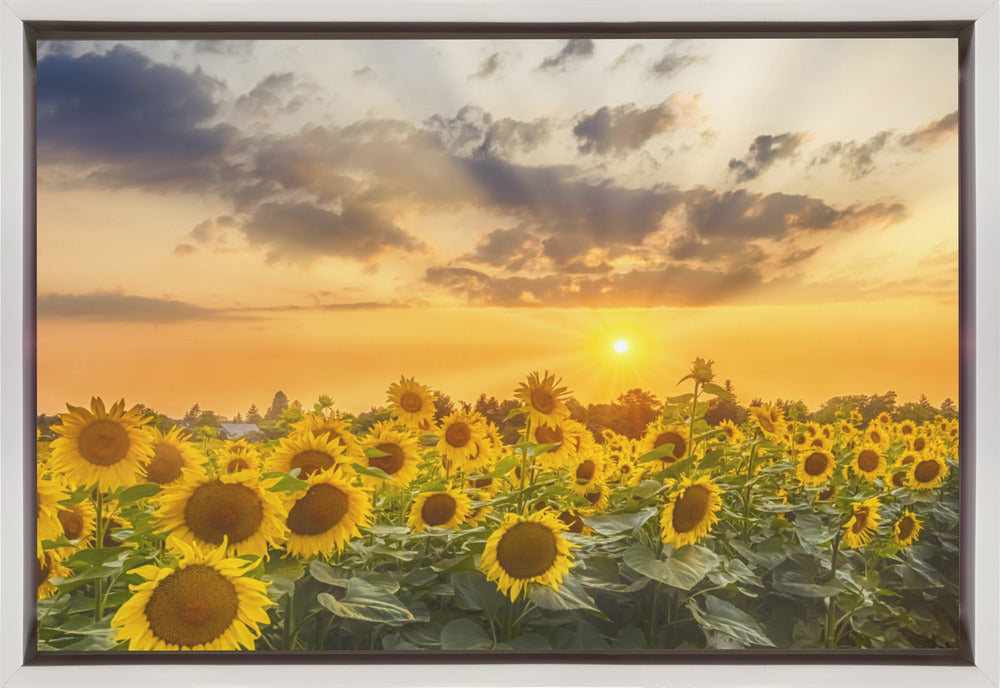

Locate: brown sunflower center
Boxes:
[559,511,585,534]
[143,564,240,648]
[891,471,907,488]
[287,483,350,536]
[857,450,880,473]
[901,454,916,465]
[420,493,458,527]
[226,458,250,473]
[57,508,85,540]
[444,422,472,449]
[529,387,556,415]
[146,442,185,484]
[103,517,124,547]
[472,476,493,489]
[809,438,825,448]
[755,411,776,433]
[900,424,914,435]
[851,507,871,533]
[897,516,916,540]
[654,431,686,461]
[399,391,424,413]
[78,420,130,467]
[184,481,264,546]
[818,485,836,501]
[575,460,596,483]
[913,460,942,483]
[371,443,405,475]
[913,436,927,451]
[535,424,563,445]
[869,430,883,444]
[671,485,712,534]
[496,521,558,579]
[794,434,808,446]
[584,490,602,505]
[803,452,830,476]
[38,555,52,582]
[290,450,335,478]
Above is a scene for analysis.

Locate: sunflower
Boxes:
[111,538,273,651]
[283,467,371,558]
[816,484,837,502]
[358,425,421,490]
[291,412,364,462]
[55,499,96,553]
[863,424,890,449]
[145,426,203,485]
[581,481,610,512]
[907,455,948,490]
[790,428,812,453]
[569,451,604,495]
[842,497,882,549]
[49,398,153,491]
[480,510,574,602]
[38,550,70,599]
[660,476,722,548]
[386,376,437,428]
[747,404,788,442]
[218,441,262,474]
[639,422,690,466]
[528,418,575,469]
[156,468,287,558]
[715,419,745,444]
[266,432,347,479]
[907,432,931,453]
[893,509,922,549]
[896,420,918,439]
[37,473,65,554]
[437,411,488,471]
[97,503,135,548]
[558,510,592,535]
[836,420,857,439]
[408,488,472,532]
[465,491,494,526]
[851,445,887,480]
[796,449,835,485]
[875,412,894,425]
[514,371,571,429]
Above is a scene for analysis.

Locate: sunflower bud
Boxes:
[689,357,716,384]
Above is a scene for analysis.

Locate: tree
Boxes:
[246,403,262,424]
[233,413,244,424]
[432,390,454,423]
[939,398,958,419]
[614,388,661,439]
[196,410,221,428]
[265,391,289,421]
[183,403,201,426]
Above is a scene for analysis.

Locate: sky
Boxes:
[35,37,959,418]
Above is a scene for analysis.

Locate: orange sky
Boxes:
[34,38,959,418]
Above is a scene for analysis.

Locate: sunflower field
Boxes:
[35,359,960,653]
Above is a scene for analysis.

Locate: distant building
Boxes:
[218,423,260,439]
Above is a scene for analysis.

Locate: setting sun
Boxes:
[614,339,629,354]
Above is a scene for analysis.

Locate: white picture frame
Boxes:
[2,1,997,686]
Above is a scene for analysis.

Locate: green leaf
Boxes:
[439,618,493,650]
[701,383,731,400]
[505,406,527,421]
[529,573,601,614]
[317,579,416,626]
[688,595,774,647]
[582,508,657,536]
[636,443,677,464]
[363,446,389,458]
[772,570,843,598]
[509,632,551,650]
[261,471,309,493]
[623,544,718,590]
[369,525,411,536]
[482,454,518,478]
[115,483,161,505]
[382,633,419,650]
[309,560,348,586]
[451,572,504,619]
[65,546,125,569]
[262,556,305,599]
[51,565,119,593]
[634,480,664,500]
[794,513,838,546]
[666,393,694,404]
[350,462,395,482]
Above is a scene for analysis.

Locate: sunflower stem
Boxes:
[742,430,760,537]
[686,381,700,461]
[282,589,295,651]
[518,419,532,515]
[825,528,843,649]
[93,488,105,621]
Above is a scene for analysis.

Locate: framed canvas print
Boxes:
[2,1,998,687]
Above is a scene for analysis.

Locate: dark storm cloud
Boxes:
[37,45,236,188]
[425,262,761,307]
[728,132,807,182]
[538,39,594,71]
[573,101,679,155]
[426,106,551,157]
[37,292,238,323]
[899,110,958,148]
[460,226,539,270]
[470,52,502,79]
[241,201,423,265]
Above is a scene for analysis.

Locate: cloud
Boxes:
[538,39,594,71]
[649,51,700,77]
[460,226,539,270]
[353,66,376,81]
[37,292,237,323]
[234,72,302,117]
[470,52,502,79]
[611,44,644,70]
[811,131,893,180]
[728,132,807,182]
[425,106,551,158]
[191,40,254,57]
[573,100,680,155]
[241,200,424,265]
[899,110,958,148]
[37,45,236,188]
